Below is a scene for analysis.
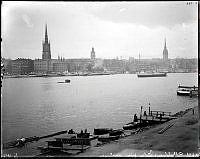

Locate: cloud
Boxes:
[86,2,198,28]
[22,14,33,28]
[119,8,126,12]
[1,2,197,59]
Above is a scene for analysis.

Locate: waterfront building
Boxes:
[2,58,12,74]
[103,59,126,73]
[34,59,49,73]
[52,58,92,73]
[11,58,34,75]
[34,24,95,73]
[34,24,52,73]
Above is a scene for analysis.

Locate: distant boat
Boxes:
[136,52,167,78]
[57,79,70,83]
[137,72,167,78]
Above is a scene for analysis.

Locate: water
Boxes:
[2,73,198,156]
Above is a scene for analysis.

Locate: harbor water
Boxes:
[1,73,198,156]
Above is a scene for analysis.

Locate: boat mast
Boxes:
[138,53,141,73]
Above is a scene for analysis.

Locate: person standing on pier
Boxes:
[133,114,138,123]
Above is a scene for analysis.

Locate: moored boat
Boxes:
[65,79,70,83]
[98,135,120,142]
[176,85,198,96]
[94,128,113,135]
[57,79,70,83]
[123,122,140,130]
[109,129,123,136]
[137,72,167,77]
[176,90,190,96]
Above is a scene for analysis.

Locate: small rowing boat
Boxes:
[123,122,140,130]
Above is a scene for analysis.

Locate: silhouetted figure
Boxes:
[144,111,147,116]
[81,130,83,134]
[159,113,162,120]
[69,129,75,134]
[85,129,87,133]
[192,108,194,115]
[133,114,138,122]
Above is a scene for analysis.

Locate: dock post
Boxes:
[140,106,143,124]
[190,91,192,98]
[149,106,150,116]
[81,139,83,152]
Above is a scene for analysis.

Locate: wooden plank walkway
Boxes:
[55,138,91,145]
[158,123,174,134]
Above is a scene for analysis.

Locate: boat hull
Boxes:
[94,128,112,135]
[137,73,167,77]
[177,91,190,96]
[98,135,120,142]
[123,122,139,130]
[109,129,123,136]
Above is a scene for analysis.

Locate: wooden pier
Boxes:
[140,115,167,123]
[138,107,177,126]
[177,85,198,97]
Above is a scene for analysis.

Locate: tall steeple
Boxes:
[45,24,48,43]
[164,37,167,49]
[90,47,95,60]
[163,37,168,61]
[42,24,51,60]
[91,47,96,60]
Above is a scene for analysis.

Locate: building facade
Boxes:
[2,58,12,74]
[103,59,126,73]
[34,59,49,73]
[12,58,34,75]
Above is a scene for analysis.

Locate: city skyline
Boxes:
[2,1,198,60]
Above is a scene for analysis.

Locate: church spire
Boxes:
[163,37,168,61]
[42,23,51,60]
[164,37,167,49]
[45,24,48,43]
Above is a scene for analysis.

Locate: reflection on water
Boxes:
[2,73,198,156]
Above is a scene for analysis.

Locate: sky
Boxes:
[1,1,198,59]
